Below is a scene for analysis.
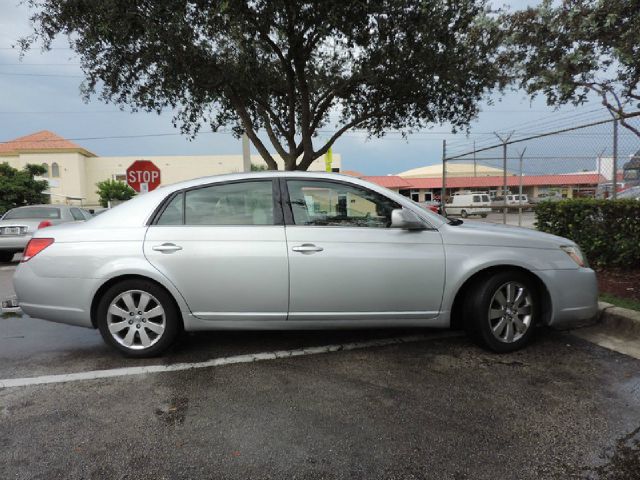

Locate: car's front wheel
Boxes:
[96,279,180,357]
[464,271,538,353]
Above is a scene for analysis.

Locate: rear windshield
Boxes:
[482,195,490,202]
[3,207,61,220]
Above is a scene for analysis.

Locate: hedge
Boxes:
[535,198,640,269]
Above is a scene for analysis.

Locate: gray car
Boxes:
[0,204,92,262]
[13,172,598,357]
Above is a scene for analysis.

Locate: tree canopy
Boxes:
[22,0,503,170]
[504,0,640,136]
[0,163,49,214]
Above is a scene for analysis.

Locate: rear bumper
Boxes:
[537,268,599,328]
[13,262,96,328]
[0,235,30,252]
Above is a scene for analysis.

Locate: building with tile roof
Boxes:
[0,131,341,207]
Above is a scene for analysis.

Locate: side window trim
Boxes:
[151,178,283,226]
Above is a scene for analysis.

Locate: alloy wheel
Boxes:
[487,281,533,343]
[107,290,166,350]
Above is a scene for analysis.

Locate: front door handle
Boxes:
[152,243,183,253]
[292,243,324,254]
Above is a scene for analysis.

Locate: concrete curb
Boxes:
[597,301,640,337]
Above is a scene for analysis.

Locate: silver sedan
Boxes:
[0,204,92,262]
[13,172,598,357]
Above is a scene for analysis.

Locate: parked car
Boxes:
[0,204,92,262]
[13,172,598,357]
[415,201,441,214]
[491,194,531,210]
[615,185,640,200]
[530,193,563,204]
[445,193,491,218]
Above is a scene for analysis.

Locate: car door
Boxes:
[283,178,445,322]
[144,179,289,321]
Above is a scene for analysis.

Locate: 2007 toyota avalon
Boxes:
[13,172,598,357]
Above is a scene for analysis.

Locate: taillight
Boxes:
[37,220,53,229]
[22,238,54,262]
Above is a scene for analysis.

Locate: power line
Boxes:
[0,71,83,78]
[0,63,80,66]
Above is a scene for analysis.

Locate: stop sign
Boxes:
[126,160,161,193]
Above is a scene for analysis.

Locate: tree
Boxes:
[22,0,503,170]
[504,0,640,136]
[95,179,136,208]
[0,163,49,215]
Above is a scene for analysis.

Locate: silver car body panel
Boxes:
[13,171,598,332]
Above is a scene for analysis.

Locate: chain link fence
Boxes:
[440,116,640,227]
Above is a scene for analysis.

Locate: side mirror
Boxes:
[391,208,425,230]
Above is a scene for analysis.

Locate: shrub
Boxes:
[95,179,136,208]
[535,199,640,269]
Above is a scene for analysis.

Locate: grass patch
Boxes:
[599,293,640,312]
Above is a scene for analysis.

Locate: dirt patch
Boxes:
[597,269,640,302]
[155,397,189,426]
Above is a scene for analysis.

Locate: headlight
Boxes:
[560,245,588,267]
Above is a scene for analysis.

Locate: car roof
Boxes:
[86,171,447,228]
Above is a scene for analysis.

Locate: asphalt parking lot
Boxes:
[1,261,639,479]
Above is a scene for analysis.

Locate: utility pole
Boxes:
[612,116,618,199]
[517,148,526,227]
[242,133,251,172]
[473,140,477,177]
[441,140,447,216]
[494,131,514,225]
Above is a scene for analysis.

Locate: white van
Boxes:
[445,193,492,218]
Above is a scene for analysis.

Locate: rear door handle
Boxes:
[152,243,183,253]
[292,243,324,254]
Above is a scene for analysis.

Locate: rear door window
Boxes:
[70,208,85,221]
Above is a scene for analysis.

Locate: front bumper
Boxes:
[537,267,599,328]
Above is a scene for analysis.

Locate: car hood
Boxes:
[441,220,573,249]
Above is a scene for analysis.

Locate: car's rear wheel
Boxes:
[97,279,180,357]
[0,251,15,262]
[480,214,488,218]
[464,271,538,353]
[461,210,468,218]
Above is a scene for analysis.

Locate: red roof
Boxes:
[366,173,607,190]
[0,130,92,155]
[340,170,364,178]
[361,175,412,189]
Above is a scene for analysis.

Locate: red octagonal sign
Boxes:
[126,160,161,193]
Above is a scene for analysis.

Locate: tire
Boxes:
[463,270,539,353]
[461,210,468,218]
[0,251,15,262]
[96,279,181,357]
[480,214,488,218]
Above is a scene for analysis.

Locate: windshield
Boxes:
[3,207,61,220]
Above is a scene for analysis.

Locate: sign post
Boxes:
[126,160,161,193]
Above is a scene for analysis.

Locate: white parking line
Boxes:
[0,332,461,389]
[0,266,16,271]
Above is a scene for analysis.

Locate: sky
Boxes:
[0,0,633,176]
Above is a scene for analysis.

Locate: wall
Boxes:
[1,151,88,204]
